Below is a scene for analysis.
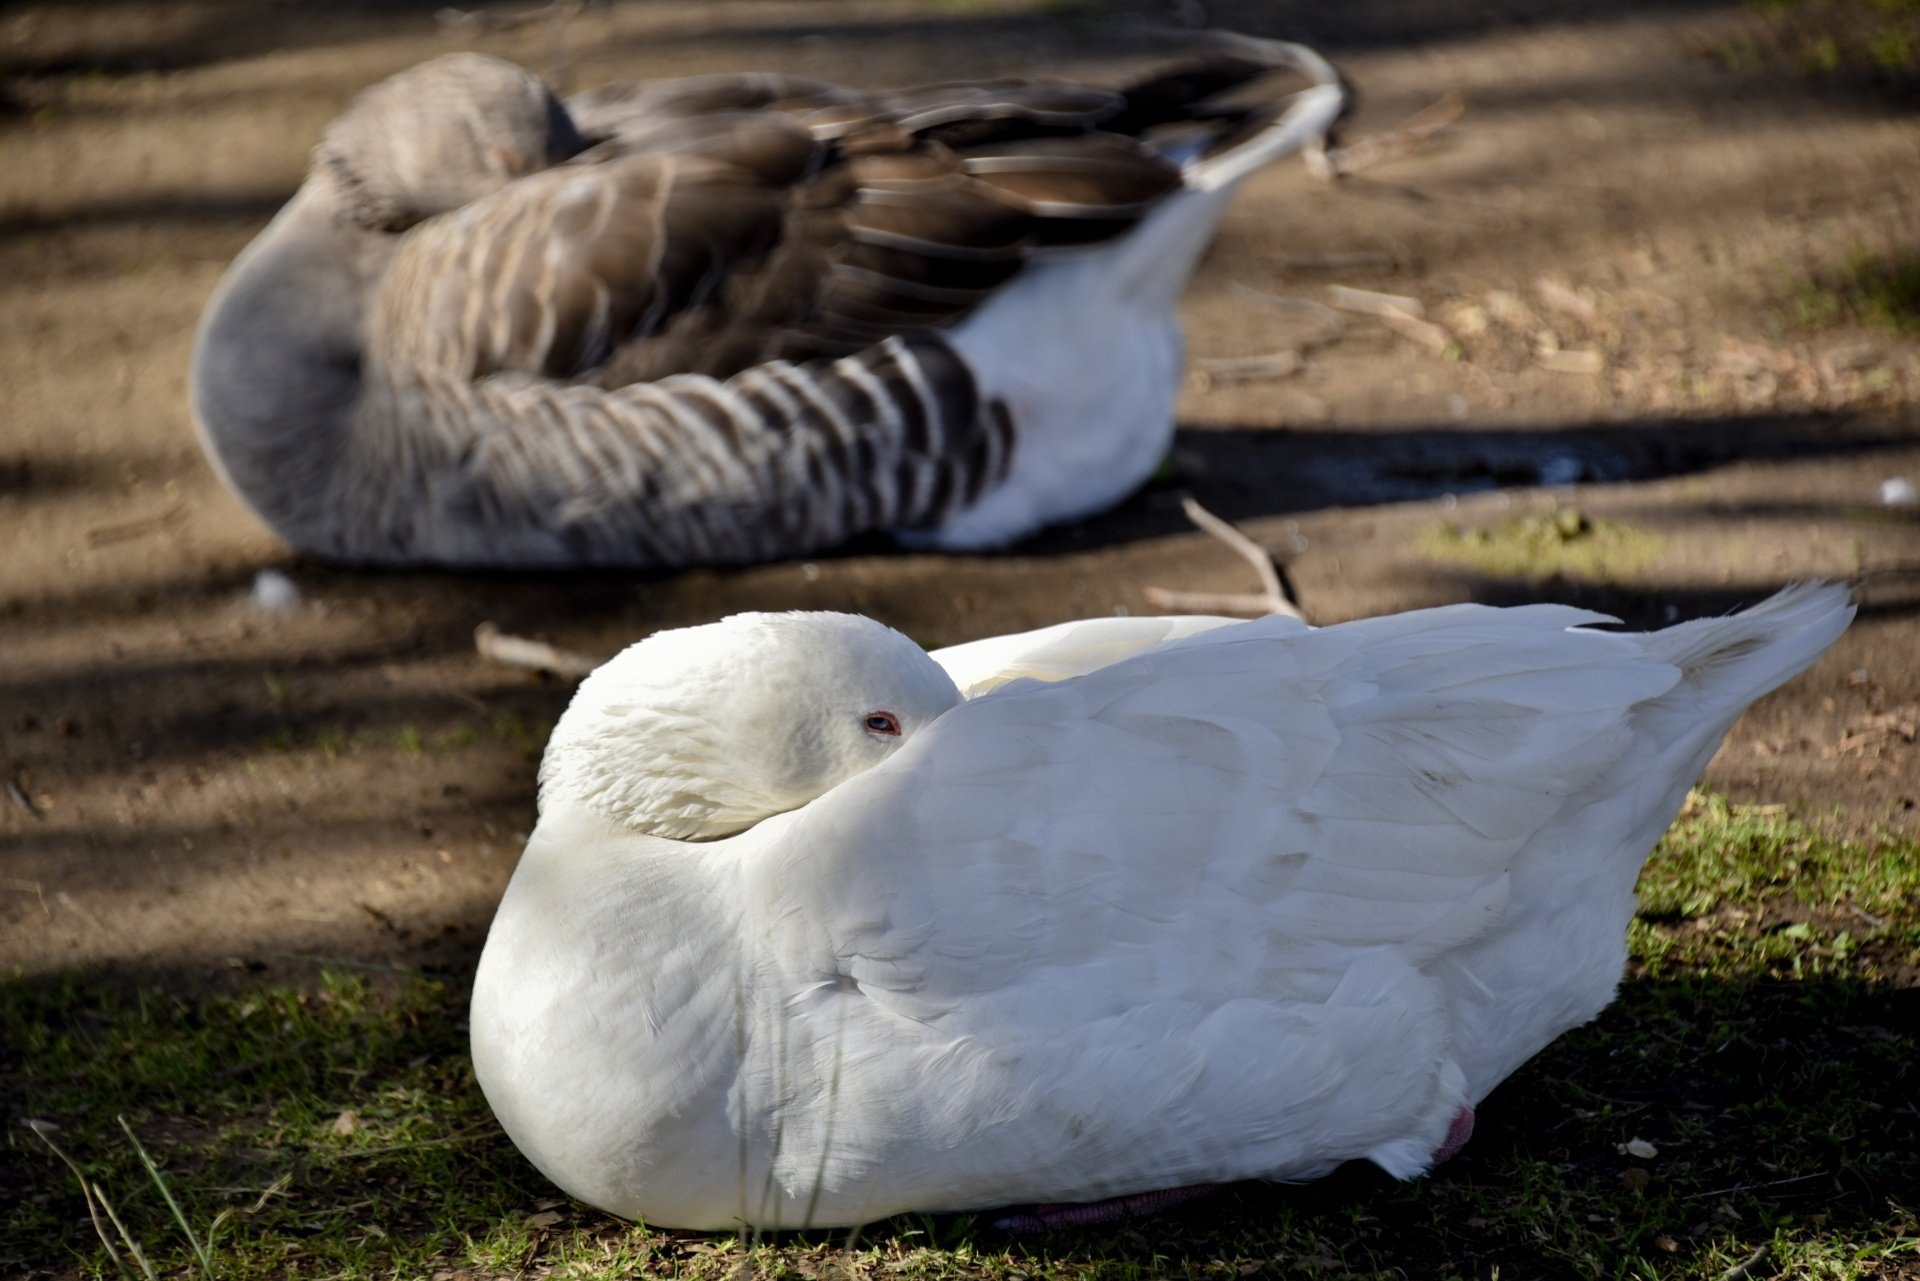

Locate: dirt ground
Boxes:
[3,0,1918,987]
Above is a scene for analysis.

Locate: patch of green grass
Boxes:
[1418,507,1666,581]
[1718,0,1920,84]
[1794,249,1920,336]
[2,970,536,1279]
[4,796,1915,1279]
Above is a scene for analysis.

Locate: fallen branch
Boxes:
[1192,349,1303,390]
[1381,309,1453,355]
[474,623,602,678]
[1717,1244,1770,1281]
[1225,285,1349,349]
[1535,347,1606,375]
[1318,91,1466,178]
[4,877,51,921]
[1328,284,1452,355]
[1145,497,1305,621]
[7,773,42,819]
[85,505,184,548]
[1326,284,1425,318]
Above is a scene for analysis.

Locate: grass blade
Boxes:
[25,1119,130,1280]
[91,1181,159,1281]
[119,1115,214,1278]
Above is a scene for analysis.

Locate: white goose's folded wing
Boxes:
[737,604,1677,1202]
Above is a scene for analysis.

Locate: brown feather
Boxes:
[375,53,1312,392]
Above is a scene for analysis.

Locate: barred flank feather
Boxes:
[348,337,1011,567]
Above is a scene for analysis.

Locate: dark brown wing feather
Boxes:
[377,60,1289,390]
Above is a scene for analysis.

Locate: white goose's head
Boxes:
[539,612,962,840]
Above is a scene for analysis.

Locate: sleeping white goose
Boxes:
[189,38,1343,569]
[470,584,1852,1231]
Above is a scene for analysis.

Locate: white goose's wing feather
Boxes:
[742,604,1676,1206]
[929,613,1248,696]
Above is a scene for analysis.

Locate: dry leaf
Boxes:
[1537,348,1605,375]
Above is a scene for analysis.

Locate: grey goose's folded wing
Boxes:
[371,71,1198,390]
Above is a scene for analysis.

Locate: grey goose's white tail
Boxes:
[190,40,1343,568]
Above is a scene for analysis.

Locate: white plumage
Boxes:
[470,585,1852,1230]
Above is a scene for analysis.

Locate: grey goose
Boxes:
[191,37,1344,569]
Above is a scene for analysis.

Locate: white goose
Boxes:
[470,585,1851,1231]
[190,39,1343,569]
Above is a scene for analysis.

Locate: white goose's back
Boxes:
[471,587,1852,1229]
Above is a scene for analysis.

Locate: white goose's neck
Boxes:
[470,805,751,1222]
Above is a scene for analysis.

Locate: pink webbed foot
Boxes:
[992,1183,1222,1234]
[1431,1106,1475,1166]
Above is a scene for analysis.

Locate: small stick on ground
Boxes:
[1193,349,1304,390]
[1717,1244,1771,1281]
[7,773,42,819]
[4,878,51,921]
[1327,284,1452,355]
[1319,91,1466,178]
[85,505,184,548]
[473,623,602,679]
[1144,497,1306,621]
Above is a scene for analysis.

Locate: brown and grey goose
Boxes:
[190,37,1344,569]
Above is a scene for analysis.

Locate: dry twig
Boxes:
[1317,91,1466,178]
[1192,349,1304,390]
[1716,1244,1771,1281]
[7,773,42,819]
[1326,284,1425,318]
[473,623,602,678]
[1327,284,1452,354]
[1145,497,1306,621]
[4,878,51,921]
[85,505,184,548]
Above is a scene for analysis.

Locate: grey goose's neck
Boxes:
[190,184,394,554]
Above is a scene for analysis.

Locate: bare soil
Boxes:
[3,0,1918,985]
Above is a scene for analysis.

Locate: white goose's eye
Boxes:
[862,712,901,737]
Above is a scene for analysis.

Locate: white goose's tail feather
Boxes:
[1646,581,1855,708]
[1619,582,1856,765]
[1609,581,1853,814]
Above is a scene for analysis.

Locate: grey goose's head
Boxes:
[315,53,586,232]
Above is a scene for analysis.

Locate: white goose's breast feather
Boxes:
[471,587,1853,1229]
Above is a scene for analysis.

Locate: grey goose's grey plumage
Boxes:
[190,38,1345,568]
